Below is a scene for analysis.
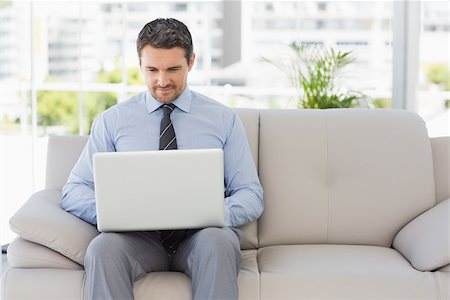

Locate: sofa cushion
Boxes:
[2,250,259,300]
[1,268,87,300]
[7,237,82,270]
[258,244,440,300]
[134,249,259,300]
[9,190,100,265]
[134,272,191,299]
[238,250,260,300]
[434,271,450,299]
[393,198,450,271]
[258,109,435,247]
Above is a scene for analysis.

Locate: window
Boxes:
[240,1,394,108]
[417,1,449,137]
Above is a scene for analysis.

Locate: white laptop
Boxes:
[93,149,225,232]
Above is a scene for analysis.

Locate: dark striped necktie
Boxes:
[159,103,177,150]
[158,103,187,253]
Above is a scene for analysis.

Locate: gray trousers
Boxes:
[84,227,242,300]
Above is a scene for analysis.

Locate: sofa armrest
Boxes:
[9,189,99,265]
[393,198,449,271]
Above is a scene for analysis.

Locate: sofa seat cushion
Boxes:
[1,268,87,300]
[134,272,192,299]
[7,237,82,270]
[258,244,440,300]
[238,249,260,299]
[2,250,259,300]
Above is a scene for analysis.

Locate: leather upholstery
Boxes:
[9,190,99,265]
[2,249,259,300]
[393,198,450,271]
[430,137,450,203]
[258,109,435,248]
[258,245,439,300]
[45,135,89,190]
[6,238,82,270]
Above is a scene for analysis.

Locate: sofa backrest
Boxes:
[257,109,436,248]
[46,135,89,190]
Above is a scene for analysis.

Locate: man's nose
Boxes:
[157,72,170,87]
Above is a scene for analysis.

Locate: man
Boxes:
[61,18,263,300]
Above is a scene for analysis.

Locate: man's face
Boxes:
[140,45,195,103]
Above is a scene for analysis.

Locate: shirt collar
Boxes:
[145,87,192,114]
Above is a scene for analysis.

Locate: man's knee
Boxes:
[85,232,128,264]
[187,227,242,287]
[193,227,241,257]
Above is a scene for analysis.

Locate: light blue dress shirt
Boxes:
[60,87,264,228]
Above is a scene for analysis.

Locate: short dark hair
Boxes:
[136,18,193,64]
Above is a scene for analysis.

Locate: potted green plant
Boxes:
[263,42,366,109]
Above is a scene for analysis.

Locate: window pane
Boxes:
[0,1,31,135]
[226,1,394,108]
[0,1,34,245]
[82,92,117,134]
[37,90,79,136]
[92,2,124,84]
[37,2,82,83]
[418,1,449,137]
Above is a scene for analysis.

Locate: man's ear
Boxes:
[188,53,195,71]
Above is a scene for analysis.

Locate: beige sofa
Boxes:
[2,108,449,300]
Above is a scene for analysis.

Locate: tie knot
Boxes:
[162,103,176,116]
